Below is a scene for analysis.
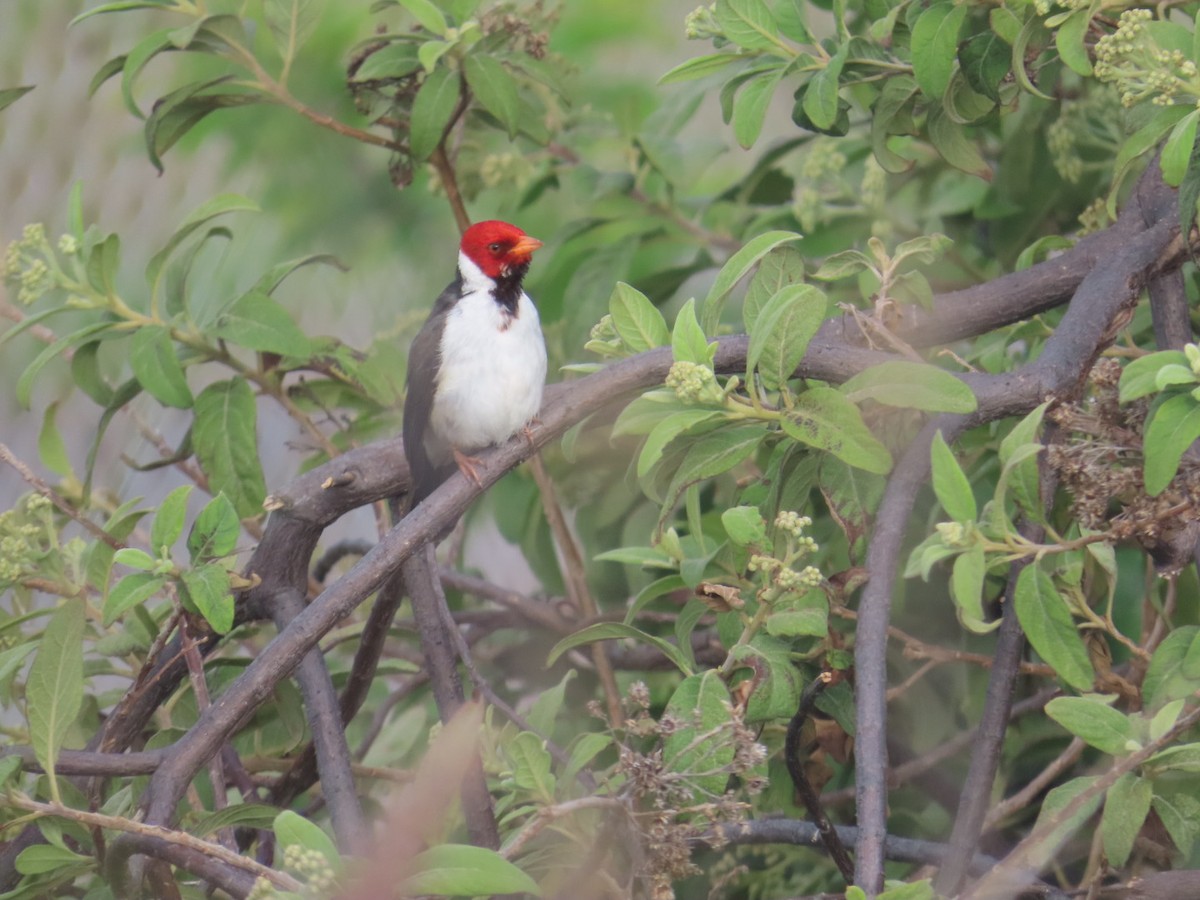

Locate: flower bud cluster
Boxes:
[936,521,968,547]
[749,511,823,600]
[480,152,534,189]
[1095,9,1200,108]
[3,223,57,306]
[801,140,847,181]
[860,156,887,212]
[0,495,54,587]
[282,844,338,894]
[684,4,720,41]
[665,360,725,405]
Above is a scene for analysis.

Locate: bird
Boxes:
[402,219,547,508]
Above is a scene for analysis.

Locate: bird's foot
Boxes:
[453,448,485,488]
[522,418,541,450]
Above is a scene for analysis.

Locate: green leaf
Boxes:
[746,283,827,389]
[14,845,92,876]
[352,40,422,81]
[1101,773,1152,867]
[130,326,194,409]
[930,430,976,521]
[564,732,614,785]
[114,547,156,571]
[1110,104,1193,214]
[842,361,977,413]
[71,1,172,25]
[38,402,72,478]
[782,387,892,474]
[1014,565,1094,692]
[1028,776,1102,868]
[187,492,241,562]
[17,322,116,409]
[86,232,122,297]
[734,70,782,148]
[951,545,993,633]
[418,40,452,73]
[25,598,85,803]
[999,402,1048,464]
[1152,793,1199,858]
[1119,350,1189,402]
[1046,696,1133,754]
[409,65,459,161]
[595,546,676,568]
[911,2,967,99]
[662,423,771,510]
[398,0,448,35]
[180,563,234,633]
[722,506,767,547]
[958,30,1010,102]
[403,844,541,897]
[766,590,828,637]
[1154,364,1199,390]
[212,289,312,357]
[151,485,193,553]
[192,803,281,839]
[672,298,715,366]
[744,246,805,333]
[508,731,555,801]
[927,105,991,179]
[812,249,873,282]
[464,55,520,137]
[143,76,260,173]
[660,52,741,85]
[547,622,693,675]
[731,635,802,721]
[265,0,321,69]
[1143,393,1200,495]
[638,410,724,478]
[0,86,34,113]
[192,379,267,519]
[253,252,348,295]
[802,45,846,131]
[1054,5,1094,76]
[609,282,669,353]
[663,671,735,800]
[715,0,783,53]
[702,231,802,332]
[1143,626,1200,709]
[1163,109,1200,186]
[0,754,20,790]
[103,572,167,626]
[525,670,574,736]
[870,75,919,173]
[147,194,259,290]
[274,810,339,866]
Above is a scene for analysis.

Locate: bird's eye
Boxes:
[488,242,502,253]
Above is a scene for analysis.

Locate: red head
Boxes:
[460,220,543,280]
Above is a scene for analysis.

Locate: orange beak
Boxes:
[508,234,544,261]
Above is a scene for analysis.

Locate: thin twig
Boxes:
[983,737,1086,831]
[0,442,122,550]
[529,453,623,725]
[178,612,232,851]
[501,797,628,860]
[4,794,301,891]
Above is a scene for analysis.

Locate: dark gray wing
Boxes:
[403,277,461,506]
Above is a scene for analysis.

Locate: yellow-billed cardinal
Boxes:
[403,220,547,506]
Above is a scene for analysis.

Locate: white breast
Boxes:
[427,257,547,456]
